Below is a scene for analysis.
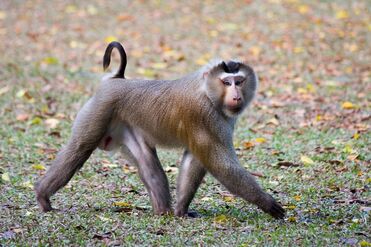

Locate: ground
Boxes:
[0,0,370,246]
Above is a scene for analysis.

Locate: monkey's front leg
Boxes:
[192,143,285,219]
[175,150,206,217]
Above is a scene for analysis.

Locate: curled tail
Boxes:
[103,41,127,78]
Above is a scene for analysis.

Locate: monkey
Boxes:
[34,41,285,219]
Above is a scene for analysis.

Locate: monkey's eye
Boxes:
[235,80,245,86]
[222,80,231,86]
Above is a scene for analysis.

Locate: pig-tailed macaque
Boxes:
[35,41,285,219]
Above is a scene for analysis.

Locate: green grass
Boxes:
[0,0,370,246]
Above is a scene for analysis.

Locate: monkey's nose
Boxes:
[233,96,242,101]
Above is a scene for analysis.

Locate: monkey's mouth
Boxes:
[227,106,242,114]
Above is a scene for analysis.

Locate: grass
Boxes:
[0,0,370,246]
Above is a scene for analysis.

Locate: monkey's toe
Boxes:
[268,202,285,219]
[186,211,201,218]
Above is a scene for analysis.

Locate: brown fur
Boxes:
[35,44,284,219]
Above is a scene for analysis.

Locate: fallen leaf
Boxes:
[0,86,10,95]
[32,164,46,170]
[116,14,133,22]
[45,118,60,129]
[104,36,118,43]
[301,155,314,165]
[298,5,310,14]
[20,180,33,189]
[223,196,235,202]
[342,101,356,109]
[255,137,266,143]
[287,216,297,222]
[1,172,10,182]
[0,11,6,20]
[86,5,98,15]
[266,118,280,126]
[294,195,301,201]
[359,240,371,247]
[30,117,42,125]
[41,57,59,65]
[213,214,228,224]
[113,201,132,207]
[242,141,255,149]
[336,10,349,19]
[353,132,360,140]
[16,113,29,121]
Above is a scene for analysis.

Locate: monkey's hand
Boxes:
[259,193,285,219]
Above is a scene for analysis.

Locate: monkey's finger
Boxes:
[268,202,285,219]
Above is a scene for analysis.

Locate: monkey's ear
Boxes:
[203,72,209,79]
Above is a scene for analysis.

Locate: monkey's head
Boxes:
[203,60,258,118]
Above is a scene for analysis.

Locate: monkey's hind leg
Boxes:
[35,99,112,212]
[175,151,206,217]
[123,129,172,215]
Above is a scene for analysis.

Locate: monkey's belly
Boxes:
[98,123,183,152]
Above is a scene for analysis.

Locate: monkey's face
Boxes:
[204,61,258,118]
[219,73,247,116]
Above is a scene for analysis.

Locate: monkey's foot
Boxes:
[174,208,200,218]
[36,195,54,212]
[185,211,201,218]
[260,194,285,219]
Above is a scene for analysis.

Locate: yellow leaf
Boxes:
[342,101,355,109]
[301,155,314,165]
[41,57,59,65]
[359,240,371,247]
[285,205,296,210]
[150,62,168,69]
[213,214,228,224]
[287,216,297,222]
[1,172,10,182]
[196,53,211,65]
[209,30,218,37]
[136,68,156,78]
[249,46,261,57]
[32,164,46,170]
[65,4,77,13]
[255,137,266,143]
[87,5,98,15]
[31,117,43,125]
[0,11,6,19]
[343,144,355,154]
[353,132,360,140]
[294,195,301,201]
[336,10,348,19]
[113,201,132,207]
[223,196,235,202]
[306,83,315,92]
[297,87,307,94]
[298,5,310,14]
[104,36,118,43]
[294,47,304,53]
[348,43,358,52]
[201,196,212,201]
